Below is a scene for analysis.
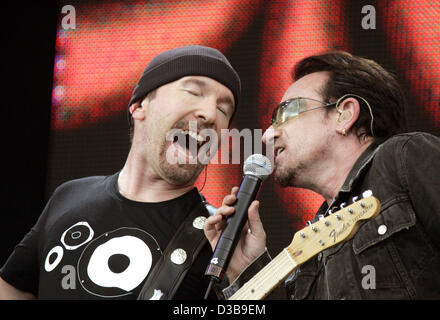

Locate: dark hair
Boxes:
[293,51,408,141]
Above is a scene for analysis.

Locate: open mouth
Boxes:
[172,129,209,160]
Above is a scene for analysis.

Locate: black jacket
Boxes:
[224,132,440,300]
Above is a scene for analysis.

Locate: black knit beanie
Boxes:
[128,45,241,111]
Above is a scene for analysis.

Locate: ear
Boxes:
[335,97,360,136]
[129,102,145,121]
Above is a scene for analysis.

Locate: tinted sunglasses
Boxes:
[271,97,337,128]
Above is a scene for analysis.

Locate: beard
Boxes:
[274,161,307,187]
[161,156,204,186]
[156,139,205,186]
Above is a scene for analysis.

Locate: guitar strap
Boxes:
[137,194,216,300]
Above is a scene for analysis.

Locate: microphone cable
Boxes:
[203,277,216,300]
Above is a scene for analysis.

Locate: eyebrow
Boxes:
[217,95,235,112]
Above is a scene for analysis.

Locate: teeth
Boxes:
[183,129,206,146]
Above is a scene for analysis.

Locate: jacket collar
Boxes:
[318,138,385,218]
[339,138,384,193]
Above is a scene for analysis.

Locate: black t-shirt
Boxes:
[0,172,214,299]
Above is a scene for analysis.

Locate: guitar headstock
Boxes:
[286,191,381,265]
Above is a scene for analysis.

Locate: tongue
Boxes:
[174,133,198,159]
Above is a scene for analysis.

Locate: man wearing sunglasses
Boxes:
[205,51,440,299]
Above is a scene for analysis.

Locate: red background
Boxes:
[47,0,440,274]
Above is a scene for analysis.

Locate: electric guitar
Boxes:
[228,191,381,300]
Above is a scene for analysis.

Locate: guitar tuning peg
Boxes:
[362,190,373,198]
[306,220,318,232]
[352,196,359,203]
[319,214,330,226]
[328,205,338,215]
[339,202,347,209]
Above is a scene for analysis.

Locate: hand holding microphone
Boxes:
[204,154,272,284]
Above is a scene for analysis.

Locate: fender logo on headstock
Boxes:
[329,222,351,244]
[328,201,373,243]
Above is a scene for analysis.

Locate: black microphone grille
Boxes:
[243,154,272,180]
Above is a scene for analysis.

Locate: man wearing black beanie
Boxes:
[0,45,262,300]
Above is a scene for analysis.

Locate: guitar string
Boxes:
[231,256,280,299]
[231,256,279,299]
[231,254,283,299]
[233,232,323,299]
[233,252,295,299]
[242,253,293,299]
[242,230,329,299]
[231,237,315,299]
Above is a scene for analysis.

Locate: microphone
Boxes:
[204,154,272,284]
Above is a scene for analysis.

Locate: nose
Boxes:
[262,125,278,145]
[194,99,217,126]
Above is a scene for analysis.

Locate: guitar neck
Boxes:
[228,249,298,300]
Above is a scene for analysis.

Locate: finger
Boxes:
[205,207,234,233]
[204,214,226,244]
[222,186,239,206]
[204,215,223,233]
[215,205,235,218]
[247,200,266,238]
[241,221,251,236]
[222,194,237,207]
[215,219,227,232]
